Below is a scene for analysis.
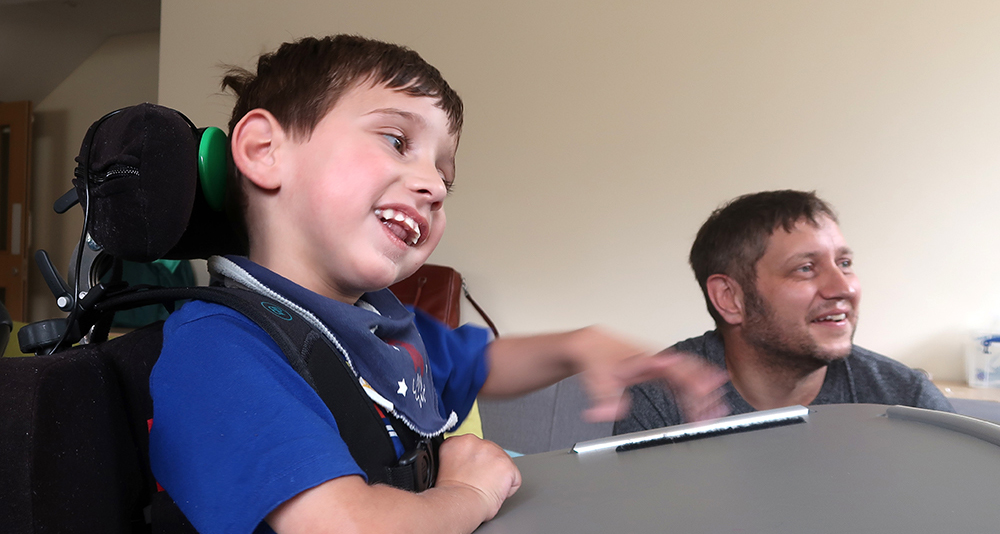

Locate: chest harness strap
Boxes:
[92,285,441,491]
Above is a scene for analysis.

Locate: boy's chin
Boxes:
[356,257,425,291]
[391,263,425,285]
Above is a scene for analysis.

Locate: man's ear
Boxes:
[230,108,286,190]
[706,274,745,326]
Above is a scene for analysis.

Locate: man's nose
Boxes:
[820,267,858,300]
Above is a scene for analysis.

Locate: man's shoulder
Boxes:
[672,330,726,365]
[841,345,954,411]
[846,345,925,382]
[840,345,932,400]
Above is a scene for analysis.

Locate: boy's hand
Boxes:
[565,327,729,424]
[579,344,730,423]
[435,434,521,521]
[481,326,729,424]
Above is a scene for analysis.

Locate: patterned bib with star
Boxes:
[211,255,457,437]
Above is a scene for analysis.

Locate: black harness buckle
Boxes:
[393,437,438,492]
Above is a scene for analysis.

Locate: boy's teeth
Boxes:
[374,208,421,245]
[404,219,421,244]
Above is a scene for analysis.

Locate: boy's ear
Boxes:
[706,274,746,326]
[230,109,286,190]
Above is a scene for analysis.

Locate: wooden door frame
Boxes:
[0,101,33,322]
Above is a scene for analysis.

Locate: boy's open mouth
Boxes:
[375,208,422,246]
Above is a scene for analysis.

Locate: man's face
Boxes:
[740,216,861,368]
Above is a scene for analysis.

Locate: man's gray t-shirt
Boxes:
[614,330,955,435]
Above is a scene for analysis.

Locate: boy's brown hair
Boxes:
[689,190,838,325]
[221,34,464,246]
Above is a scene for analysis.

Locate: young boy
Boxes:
[149,35,727,534]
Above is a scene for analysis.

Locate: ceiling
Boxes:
[0,0,161,104]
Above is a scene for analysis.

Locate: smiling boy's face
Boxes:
[257,81,458,303]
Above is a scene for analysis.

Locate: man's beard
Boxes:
[740,286,854,374]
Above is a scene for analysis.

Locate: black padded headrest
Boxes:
[72,103,244,262]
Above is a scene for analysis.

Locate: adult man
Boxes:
[614,190,953,434]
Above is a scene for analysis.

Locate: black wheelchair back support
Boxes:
[0,103,239,532]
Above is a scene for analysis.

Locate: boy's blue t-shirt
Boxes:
[149,286,491,534]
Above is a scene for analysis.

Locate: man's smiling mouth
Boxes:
[814,313,847,323]
[375,208,421,246]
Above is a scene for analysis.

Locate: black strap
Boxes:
[94,285,439,491]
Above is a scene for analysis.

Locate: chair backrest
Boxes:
[478,376,614,454]
[0,324,163,533]
[1,103,228,532]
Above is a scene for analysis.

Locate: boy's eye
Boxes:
[439,171,455,194]
[383,133,406,153]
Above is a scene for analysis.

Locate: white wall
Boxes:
[160,1,1000,381]
[30,31,160,321]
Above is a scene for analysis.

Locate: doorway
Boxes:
[0,101,33,322]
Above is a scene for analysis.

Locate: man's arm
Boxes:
[267,434,521,534]
[480,326,728,422]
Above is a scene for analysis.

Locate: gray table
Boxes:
[476,404,1000,533]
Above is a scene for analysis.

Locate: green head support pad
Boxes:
[197,126,228,212]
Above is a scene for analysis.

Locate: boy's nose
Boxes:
[406,162,448,210]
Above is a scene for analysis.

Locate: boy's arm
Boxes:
[479,326,729,422]
[267,434,520,534]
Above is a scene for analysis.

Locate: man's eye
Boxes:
[840,259,853,269]
[796,265,814,274]
[383,133,405,153]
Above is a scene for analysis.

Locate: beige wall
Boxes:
[30,31,159,321]
[160,1,1000,381]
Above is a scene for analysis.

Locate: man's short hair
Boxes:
[220,34,464,248]
[689,190,838,324]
